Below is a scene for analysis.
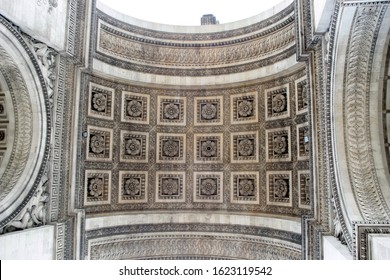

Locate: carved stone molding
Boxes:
[353,222,390,259]
[343,6,390,222]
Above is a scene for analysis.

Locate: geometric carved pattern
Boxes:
[266,171,292,207]
[118,171,148,203]
[84,170,111,206]
[231,172,259,204]
[88,82,114,120]
[231,92,258,124]
[120,130,149,163]
[297,123,309,161]
[121,92,150,124]
[295,77,308,114]
[193,172,223,203]
[157,96,186,126]
[156,171,185,203]
[86,126,113,162]
[231,131,259,163]
[265,84,290,121]
[298,170,310,209]
[156,133,186,163]
[194,96,223,126]
[266,126,291,162]
[194,133,223,164]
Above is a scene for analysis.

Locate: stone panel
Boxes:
[193,172,223,203]
[88,82,114,120]
[265,84,290,121]
[295,76,308,114]
[118,171,148,204]
[266,126,291,162]
[194,133,223,164]
[121,91,150,124]
[155,171,186,203]
[230,172,260,204]
[231,92,258,124]
[298,170,310,209]
[194,96,223,126]
[266,171,292,207]
[156,133,186,163]
[120,130,149,163]
[157,96,186,126]
[86,126,113,162]
[297,123,309,161]
[231,131,259,163]
[84,170,111,206]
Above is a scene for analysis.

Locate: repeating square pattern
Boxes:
[266,126,291,162]
[231,92,258,124]
[121,92,150,124]
[298,170,311,209]
[156,133,186,163]
[118,171,148,203]
[266,171,292,207]
[231,131,259,163]
[84,170,111,206]
[157,96,186,126]
[194,96,223,126]
[265,84,290,121]
[120,130,149,163]
[88,82,114,120]
[193,172,223,203]
[156,172,186,202]
[297,123,309,161]
[86,126,113,162]
[295,77,308,114]
[194,133,223,164]
[231,172,259,204]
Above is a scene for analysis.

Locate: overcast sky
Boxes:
[98,0,286,26]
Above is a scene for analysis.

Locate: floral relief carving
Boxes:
[231,173,259,204]
[88,84,114,120]
[201,140,217,157]
[127,100,143,117]
[267,171,292,207]
[124,178,141,196]
[90,135,105,154]
[200,179,217,196]
[158,96,186,125]
[266,127,291,162]
[162,178,179,196]
[163,140,180,157]
[156,172,185,202]
[238,139,254,156]
[201,103,217,120]
[119,171,147,203]
[231,93,258,124]
[231,132,258,163]
[88,178,104,198]
[265,85,290,121]
[125,139,141,156]
[238,179,255,197]
[84,171,111,206]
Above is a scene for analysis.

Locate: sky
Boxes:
[98,0,287,26]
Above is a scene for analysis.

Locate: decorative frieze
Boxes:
[193,172,223,203]
[266,171,292,207]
